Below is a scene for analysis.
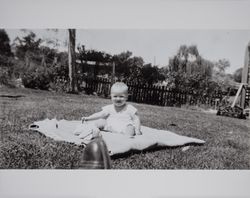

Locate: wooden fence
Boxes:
[84,78,111,97]
[83,78,223,107]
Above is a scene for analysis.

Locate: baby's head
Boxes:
[111,82,128,95]
[110,82,128,107]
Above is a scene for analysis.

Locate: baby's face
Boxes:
[111,89,127,107]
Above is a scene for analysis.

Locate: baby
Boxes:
[81,82,142,136]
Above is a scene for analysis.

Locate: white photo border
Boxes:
[0,0,250,198]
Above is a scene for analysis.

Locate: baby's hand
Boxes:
[78,124,100,139]
[81,117,87,123]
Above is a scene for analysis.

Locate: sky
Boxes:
[6,29,250,74]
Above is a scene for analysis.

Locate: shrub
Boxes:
[0,67,16,88]
[22,63,52,90]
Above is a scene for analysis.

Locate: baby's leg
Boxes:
[87,119,107,138]
[124,124,136,136]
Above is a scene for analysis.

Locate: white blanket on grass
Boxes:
[29,119,205,156]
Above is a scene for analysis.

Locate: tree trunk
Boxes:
[68,29,78,93]
[111,61,115,85]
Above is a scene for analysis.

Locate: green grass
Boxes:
[0,87,250,169]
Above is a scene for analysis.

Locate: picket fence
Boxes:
[84,78,223,107]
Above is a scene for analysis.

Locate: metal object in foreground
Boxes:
[80,137,111,169]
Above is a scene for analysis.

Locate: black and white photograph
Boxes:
[1,28,250,169]
[1,0,250,198]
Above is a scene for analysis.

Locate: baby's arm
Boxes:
[82,110,108,122]
[133,113,142,135]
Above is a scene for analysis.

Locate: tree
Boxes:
[112,51,144,83]
[167,45,214,95]
[125,56,144,83]
[39,46,57,67]
[214,59,230,73]
[141,64,165,85]
[14,31,42,61]
[77,45,113,78]
[12,31,62,90]
[0,29,13,68]
[0,29,13,57]
[212,59,232,91]
[233,68,242,83]
[112,51,133,80]
[68,29,78,93]
[0,29,14,85]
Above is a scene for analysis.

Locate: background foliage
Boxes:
[0,29,242,97]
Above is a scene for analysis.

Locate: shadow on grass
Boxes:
[0,94,25,98]
[30,128,205,160]
[111,142,205,159]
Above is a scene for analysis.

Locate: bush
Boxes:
[0,67,16,87]
[0,67,10,85]
[22,64,52,90]
[49,77,69,92]
[0,54,16,87]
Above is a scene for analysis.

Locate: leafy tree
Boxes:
[0,29,14,86]
[167,45,214,95]
[214,59,230,73]
[48,51,69,92]
[212,59,233,91]
[233,68,242,83]
[141,64,165,85]
[39,46,58,67]
[78,47,166,85]
[0,29,13,57]
[12,31,62,90]
[112,51,144,83]
[14,31,42,63]
[77,45,113,78]
[112,51,133,79]
[125,56,144,83]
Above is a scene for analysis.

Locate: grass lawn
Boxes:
[0,87,250,169]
